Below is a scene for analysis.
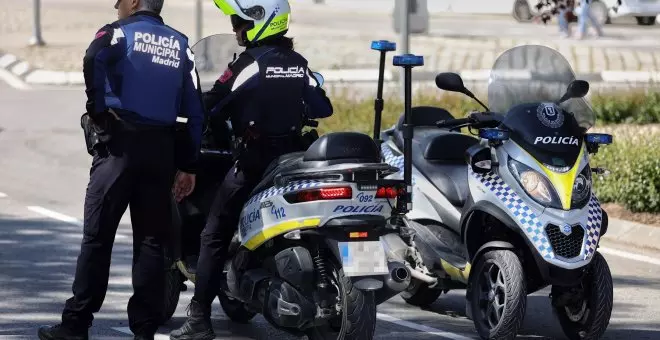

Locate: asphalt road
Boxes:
[1,85,660,339]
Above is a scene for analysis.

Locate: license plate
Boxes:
[338,241,388,277]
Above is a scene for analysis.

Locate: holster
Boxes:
[233,133,302,175]
[80,113,112,156]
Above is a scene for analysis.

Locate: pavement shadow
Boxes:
[0,214,137,337]
[394,288,660,339]
[613,275,660,290]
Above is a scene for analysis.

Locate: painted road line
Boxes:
[0,192,8,198]
[26,205,130,239]
[377,313,475,340]
[600,247,660,266]
[27,206,82,225]
[0,67,31,90]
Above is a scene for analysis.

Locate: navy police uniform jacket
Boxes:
[202,43,333,138]
[83,11,204,171]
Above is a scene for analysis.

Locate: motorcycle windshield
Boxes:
[190,34,242,92]
[487,45,596,168]
[487,45,596,130]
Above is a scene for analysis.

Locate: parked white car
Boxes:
[513,0,660,25]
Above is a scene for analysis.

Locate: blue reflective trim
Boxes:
[479,128,510,141]
[371,40,396,52]
[585,133,613,145]
[393,54,424,66]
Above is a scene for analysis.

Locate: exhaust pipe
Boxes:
[380,233,410,262]
[392,266,409,282]
[405,263,438,284]
[375,261,411,304]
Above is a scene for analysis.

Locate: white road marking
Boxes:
[27,206,82,225]
[377,313,475,340]
[0,192,8,198]
[600,247,660,266]
[26,206,129,239]
[0,68,31,90]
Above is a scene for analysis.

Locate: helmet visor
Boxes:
[231,14,253,30]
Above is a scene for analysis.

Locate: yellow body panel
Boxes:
[441,261,471,284]
[534,146,586,210]
[243,218,320,251]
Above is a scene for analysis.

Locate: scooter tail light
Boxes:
[286,187,353,203]
[376,186,400,198]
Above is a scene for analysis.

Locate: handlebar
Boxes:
[436,112,503,130]
[436,117,472,128]
[304,119,319,128]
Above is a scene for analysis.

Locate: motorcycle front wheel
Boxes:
[305,261,377,340]
[468,249,527,340]
[552,252,613,340]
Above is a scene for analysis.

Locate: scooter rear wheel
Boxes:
[401,279,442,307]
[217,290,257,324]
[468,249,526,340]
[552,252,613,340]
[306,263,377,340]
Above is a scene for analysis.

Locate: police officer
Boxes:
[38,1,204,339]
[170,0,333,339]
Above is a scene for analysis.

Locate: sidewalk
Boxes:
[1,0,659,85]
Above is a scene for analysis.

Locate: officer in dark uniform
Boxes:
[170,0,333,339]
[38,1,204,339]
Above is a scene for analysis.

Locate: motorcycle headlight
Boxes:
[508,158,562,209]
[571,167,592,209]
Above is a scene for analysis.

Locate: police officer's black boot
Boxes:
[37,323,88,340]
[169,299,214,340]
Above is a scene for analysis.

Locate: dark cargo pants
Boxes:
[61,127,176,336]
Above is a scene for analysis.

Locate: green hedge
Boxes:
[319,89,660,135]
[591,126,660,213]
[319,90,660,213]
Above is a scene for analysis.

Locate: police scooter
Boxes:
[371,41,614,340]
[161,34,430,339]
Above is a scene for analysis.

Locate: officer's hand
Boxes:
[173,171,196,202]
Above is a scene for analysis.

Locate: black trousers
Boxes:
[192,163,262,307]
[192,136,303,309]
[62,128,175,335]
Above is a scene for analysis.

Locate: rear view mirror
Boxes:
[558,80,589,104]
[465,144,492,174]
[312,72,325,86]
[435,72,467,94]
[436,72,490,111]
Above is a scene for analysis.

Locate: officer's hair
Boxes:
[139,0,164,14]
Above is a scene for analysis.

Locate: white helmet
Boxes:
[213,0,291,44]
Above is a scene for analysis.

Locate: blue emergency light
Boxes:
[371,40,397,52]
[479,128,510,141]
[393,54,424,67]
[585,133,613,145]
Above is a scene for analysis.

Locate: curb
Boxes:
[2,51,660,86]
[601,217,660,252]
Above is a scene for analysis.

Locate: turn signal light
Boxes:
[349,232,369,239]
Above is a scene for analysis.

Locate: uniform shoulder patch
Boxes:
[218,68,234,83]
[94,30,108,39]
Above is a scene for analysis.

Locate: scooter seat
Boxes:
[250,152,305,196]
[250,132,381,196]
[410,133,479,207]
